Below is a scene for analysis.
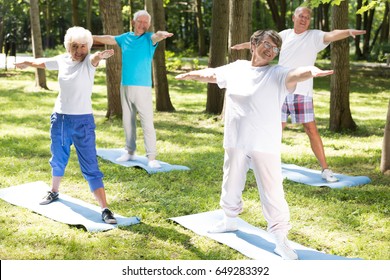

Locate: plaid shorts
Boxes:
[281,94,314,123]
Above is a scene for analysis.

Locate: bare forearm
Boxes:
[92,35,117,45]
[151,31,174,45]
[14,60,46,69]
[231,42,251,50]
[90,49,115,67]
[324,29,366,43]
[175,68,217,83]
[286,66,333,91]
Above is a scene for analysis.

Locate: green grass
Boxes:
[0,62,389,260]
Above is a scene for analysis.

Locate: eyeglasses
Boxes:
[261,41,280,54]
[298,14,311,21]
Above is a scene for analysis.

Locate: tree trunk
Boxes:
[71,0,80,26]
[265,0,287,31]
[150,0,175,112]
[98,0,123,119]
[330,0,356,132]
[30,0,48,89]
[228,0,252,62]
[379,2,389,43]
[206,0,229,115]
[381,99,390,175]
[86,0,93,31]
[0,4,4,54]
[362,7,375,59]
[195,0,207,56]
[355,0,364,59]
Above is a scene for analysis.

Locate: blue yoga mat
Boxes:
[171,210,360,260]
[281,163,371,188]
[0,181,140,232]
[97,148,190,174]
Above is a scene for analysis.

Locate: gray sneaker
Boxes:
[39,191,59,205]
[322,169,339,183]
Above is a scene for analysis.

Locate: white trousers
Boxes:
[120,86,157,157]
[220,148,291,234]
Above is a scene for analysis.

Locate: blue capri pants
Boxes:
[49,113,104,191]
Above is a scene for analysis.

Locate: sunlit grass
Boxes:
[0,62,389,260]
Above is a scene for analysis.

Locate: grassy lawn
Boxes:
[0,61,389,261]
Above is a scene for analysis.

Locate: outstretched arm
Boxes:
[323,29,366,44]
[92,35,117,46]
[14,59,46,69]
[151,31,174,45]
[286,66,334,92]
[231,42,251,50]
[90,49,115,67]
[175,68,217,83]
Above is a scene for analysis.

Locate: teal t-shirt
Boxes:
[115,32,157,86]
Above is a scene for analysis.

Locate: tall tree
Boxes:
[98,0,123,119]
[228,0,252,62]
[355,0,364,59]
[362,6,375,58]
[195,0,207,56]
[0,0,7,53]
[71,0,80,26]
[380,2,390,175]
[149,0,175,112]
[329,0,356,131]
[265,0,287,31]
[86,0,93,31]
[381,99,390,175]
[380,1,389,43]
[29,0,48,89]
[206,0,229,114]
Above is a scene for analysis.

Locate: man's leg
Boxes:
[117,86,137,161]
[133,86,159,166]
[286,95,338,182]
[303,121,328,170]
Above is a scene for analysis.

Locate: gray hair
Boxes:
[250,30,282,51]
[294,6,312,16]
[133,10,151,23]
[63,26,93,52]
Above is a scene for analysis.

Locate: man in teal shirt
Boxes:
[94,10,173,168]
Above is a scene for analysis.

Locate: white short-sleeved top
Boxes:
[216,60,291,155]
[45,54,96,114]
[278,29,329,97]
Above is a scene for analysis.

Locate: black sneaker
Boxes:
[39,191,59,205]
[102,208,117,224]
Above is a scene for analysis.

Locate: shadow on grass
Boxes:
[117,222,214,259]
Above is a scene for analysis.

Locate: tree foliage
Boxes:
[0,0,387,62]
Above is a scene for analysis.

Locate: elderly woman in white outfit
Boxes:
[176,29,333,260]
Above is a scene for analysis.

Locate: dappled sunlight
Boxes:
[0,124,48,138]
[1,65,389,261]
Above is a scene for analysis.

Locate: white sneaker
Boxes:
[322,168,338,183]
[208,217,238,233]
[273,234,298,260]
[148,159,161,169]
[116,153,135,162]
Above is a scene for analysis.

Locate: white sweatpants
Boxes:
[120,86,157,158]
[220,148,292,234]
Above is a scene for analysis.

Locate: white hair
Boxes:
[294,6,312,16]
[133,10,151,23]
[63,26,93,52]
